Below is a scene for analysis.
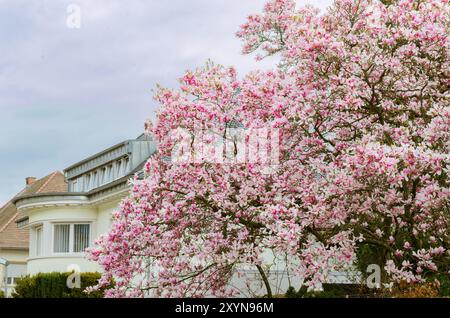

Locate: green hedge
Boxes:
[12,272,111,298]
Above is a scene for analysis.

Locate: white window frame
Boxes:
[35,225,43,257]
[52,222,92,255]
[124,158,130,173]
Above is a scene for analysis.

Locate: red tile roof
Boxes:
[0,171,68,250]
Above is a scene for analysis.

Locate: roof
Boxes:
[13,161,147,206]
[63,140,131,173]
[0,171,68,250]
[64,134,153,174]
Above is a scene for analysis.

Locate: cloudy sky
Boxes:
[0,0,332,205]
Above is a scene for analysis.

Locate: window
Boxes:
[92,171,98,188]
[74,224,90,253]
[6,277,22,285]
[72,180,78,192]
[85,174,91,191]
[7,264,26,285]
[105,165,113,184]
[36,226,43,256]
[100,167,106,185]
[116,161,122,178]
[124,158,130,173]
[53,223,91,254]
[53,224,70,253]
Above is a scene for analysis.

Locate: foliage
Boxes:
[285,284,377,298]
[286,281,448,298]
[89,0,450,298]
[436,274,450,297]
[385,281,441,298]
[12,272,110,298]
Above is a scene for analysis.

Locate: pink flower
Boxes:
[395,250,404,258]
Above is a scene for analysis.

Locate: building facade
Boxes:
[12,135,156,276]
[0,172,67,296]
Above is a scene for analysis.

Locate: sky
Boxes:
[0,0,332,205]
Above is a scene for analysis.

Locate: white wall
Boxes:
[27,257,101,275]
[26,202,118,275]
[96,200,118,237]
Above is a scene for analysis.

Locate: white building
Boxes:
[12,134,156,276]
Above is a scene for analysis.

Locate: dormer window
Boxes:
[35,226,43,256]
[98,168,104,186]
[106,164,113,182]
[124,158,130,173]
[85,174,91,191]
[72,180,78,192]
[92,171,98,189]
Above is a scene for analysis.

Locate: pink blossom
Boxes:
[88,0,450,297]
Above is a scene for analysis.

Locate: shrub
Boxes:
[0,289,4,298]
[436,274,450,297]
[385,281,441,298]
[12,272,112,298]
[285,284,379,298]
[286,280,449,299]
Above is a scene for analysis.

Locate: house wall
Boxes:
[0,249,28,296]
[96,201,117,237]
[26,200,118,275]
[10,135,156,286]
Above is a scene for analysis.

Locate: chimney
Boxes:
[26,177,37,186]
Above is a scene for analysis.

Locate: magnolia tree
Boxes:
[89,0,449,297]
